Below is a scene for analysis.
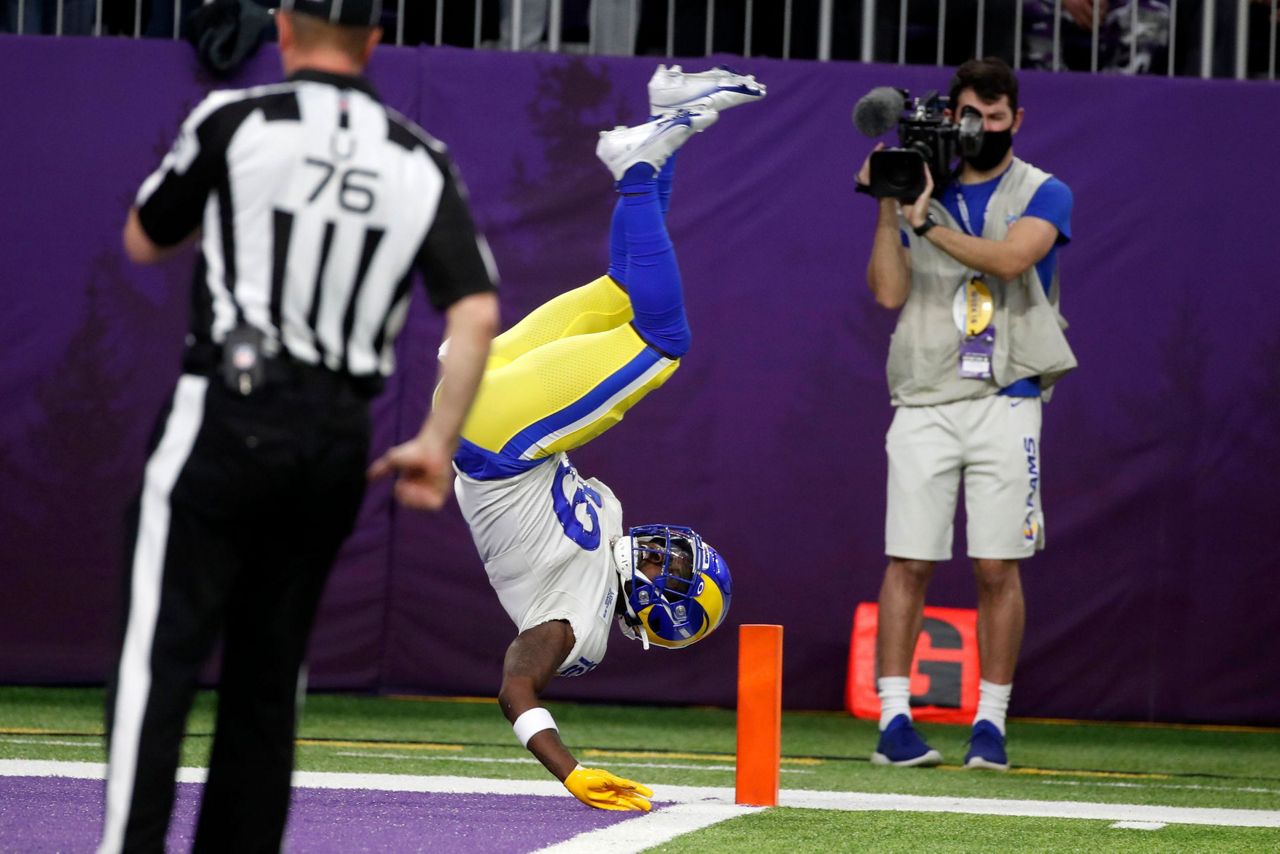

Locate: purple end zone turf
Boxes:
[0,776,645,852]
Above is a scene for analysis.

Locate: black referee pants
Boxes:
[101,368,371,853]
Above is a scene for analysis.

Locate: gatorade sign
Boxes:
[845,602,979,724]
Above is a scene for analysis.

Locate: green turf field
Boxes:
[3,686,1278,851]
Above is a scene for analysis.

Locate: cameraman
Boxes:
[857,58,1077,771]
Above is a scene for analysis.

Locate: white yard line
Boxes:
[4,760,1279,830]
[1111,821,1167,830]
[1036,778,1280,796]
[770,788,1280,828]
[534,803,764,853]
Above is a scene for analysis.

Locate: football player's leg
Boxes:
[609,144,680,284]
[647,64,768,119]
[463,324,676,464]
[487,276,634,370]
[608,147,676,288]
[657,151,678,218]
[646,63,768,219]
[607,194,630,288]
[608,144,677,285]
[616,165,690,358]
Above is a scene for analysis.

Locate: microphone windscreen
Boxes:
[852,87,905,138]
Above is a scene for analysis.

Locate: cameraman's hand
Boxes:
[902,163,934,230]
[857,142,885,188]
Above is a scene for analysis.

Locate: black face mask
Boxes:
[964,127,1013,172]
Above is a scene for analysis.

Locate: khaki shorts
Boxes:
[885,396,1045,562]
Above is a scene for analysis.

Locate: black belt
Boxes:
[183,344,384,400]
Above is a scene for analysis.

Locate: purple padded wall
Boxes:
[1,36,1277,723]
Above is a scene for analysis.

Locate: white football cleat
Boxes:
[648,64,767,117]
[595,110,719,181]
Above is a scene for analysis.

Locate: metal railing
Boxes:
[3,0,1276,80]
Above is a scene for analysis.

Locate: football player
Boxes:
[372,65,766,811]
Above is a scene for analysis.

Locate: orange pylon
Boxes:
[736,623,782,806]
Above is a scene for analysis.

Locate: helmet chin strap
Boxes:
[611,537,650,651]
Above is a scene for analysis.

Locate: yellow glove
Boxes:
[563,764,653,811]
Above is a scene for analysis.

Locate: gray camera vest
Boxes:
[887,157,1077,407]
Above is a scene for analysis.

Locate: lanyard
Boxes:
[953,189,985,299]
[955,188,977,237]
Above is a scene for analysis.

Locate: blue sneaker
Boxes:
[964,720,1010,771]
[871,714,943,767]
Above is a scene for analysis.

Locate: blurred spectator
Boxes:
[499,0,638,54]
[3,0,95,34]
[499,0,547,48]
[589,0,637,53]
[1023,0,1171,73]
[647,0,1017,65]
[143,0,202,38]
[1181,0,1279,77]
[647,0,860,60]
[873,0,1021,67]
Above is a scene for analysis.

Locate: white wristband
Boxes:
[513,707,557,748]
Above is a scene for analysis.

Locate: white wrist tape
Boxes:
[513,707,558,748]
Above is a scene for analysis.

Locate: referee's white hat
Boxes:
[278,0,382,27]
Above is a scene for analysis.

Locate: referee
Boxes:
[100,1,498,850]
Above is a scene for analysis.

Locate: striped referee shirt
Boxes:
[135,69,497,379]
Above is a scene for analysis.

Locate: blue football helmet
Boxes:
[612,524,732,650]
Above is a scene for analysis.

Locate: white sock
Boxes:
[877,676,912,731]
[974,679,1012,735]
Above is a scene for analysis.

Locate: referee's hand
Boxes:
[367,436,454,510]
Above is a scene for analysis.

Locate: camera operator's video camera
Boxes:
[853,87,984,202]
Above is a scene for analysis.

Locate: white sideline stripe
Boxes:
[1111,821,1167,830]
[1038,778,1280,795]
[332,751,812,774]
[770,788,1280,828]
[5,761,1280,828]
[533,803,764,854]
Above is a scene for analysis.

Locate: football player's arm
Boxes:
[499,621,578,779]
[625,246,690,358]
[498,620,652,811]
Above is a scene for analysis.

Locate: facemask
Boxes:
[964,127,1013,172]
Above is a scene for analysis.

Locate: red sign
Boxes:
[845,602,979,724]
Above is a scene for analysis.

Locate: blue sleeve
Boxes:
[1024,177,1073,245]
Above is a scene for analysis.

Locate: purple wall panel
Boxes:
[1,36,1277,723]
